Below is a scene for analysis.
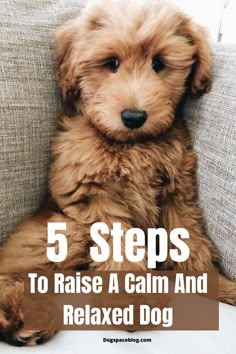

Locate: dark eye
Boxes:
[152,57,165,73]
[104,57,120,72]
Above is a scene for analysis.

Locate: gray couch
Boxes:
[0,1,236,353]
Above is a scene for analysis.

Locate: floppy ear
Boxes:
[55,19,81,113]
[181,18,212,97]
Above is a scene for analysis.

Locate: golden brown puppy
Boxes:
[0,0,236,346]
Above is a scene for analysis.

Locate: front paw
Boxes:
[0,275,57,346]
[11,328,57,346]
[0,306,23,345]
[0,308,56,346]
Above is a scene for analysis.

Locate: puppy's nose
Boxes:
[121,109,147,129]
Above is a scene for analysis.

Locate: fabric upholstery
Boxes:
[184,43,236,279]
[0,0,87,240]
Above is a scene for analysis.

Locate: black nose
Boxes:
[121,109,147,129]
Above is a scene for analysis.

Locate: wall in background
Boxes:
[171,0,236,43]
[220,0,236,43]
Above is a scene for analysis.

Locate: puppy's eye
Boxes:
[152,57,165,73]
[104,57,120,72]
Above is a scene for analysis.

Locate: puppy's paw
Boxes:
[11,328,57,347]
[0,275,57,346]
[0,306,23,344]
[0,309,56,346]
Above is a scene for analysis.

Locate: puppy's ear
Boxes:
[180,18,212,97]
[55,19,81,114]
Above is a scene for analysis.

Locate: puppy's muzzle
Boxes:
[121,109,147,129]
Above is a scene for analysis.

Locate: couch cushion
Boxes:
[0,2,235,279]
[184,44,236,280]
[0,0,87,241]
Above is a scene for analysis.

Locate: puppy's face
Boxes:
[56,0,212,142]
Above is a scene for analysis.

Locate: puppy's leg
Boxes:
[161,199,236,304]
[59,186,148,272]
[0,210,90,346]
[89,219,147,271]
[88,216,147,271]
[160,140,236,305]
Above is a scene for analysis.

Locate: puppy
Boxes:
[0,0,236,346]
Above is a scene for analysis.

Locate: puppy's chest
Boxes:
[83,143,164,227]
[83,142,162,185]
